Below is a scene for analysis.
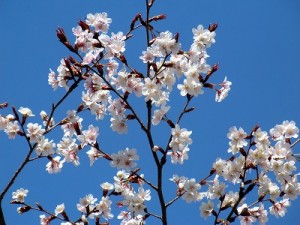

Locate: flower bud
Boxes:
[167,119,175,128]
[17,206,31,214]
[119,54,127,65]
[78,20,90,31]
[0,102,8,109]
[130,13,142,30]
[149,14,167,22]
[208,23,218,32]
[205,64,219,82]
[77,103,85,113]
[56,28,67,43]
[184,107,195,113]
[174,32,179,43]
[126,114,136,120]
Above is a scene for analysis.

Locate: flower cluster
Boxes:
[170,175,204,203]
[196,120,300,224]
[110,148,139,171]
[168,124,192,164]
[76,194,113,220]
[14,170,151,224]
[113,170,151,224]
[48,11,231,136]
[3,6,298,225]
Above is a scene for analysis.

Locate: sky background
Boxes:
[1,0,300,224]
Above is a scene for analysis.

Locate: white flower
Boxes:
[152,105,170,125]
[101,182,114,191]
[57,137,80,166]
[79,194,97,207]
[18,107,35,117]
[282,120,299,139]
[110,148,139,171]
[54,203,65,216]
[35,137,56,156]
[26,123,45,143]
[82,49,103,65]
[269,198,290,218]
[227,126,247,154]
[86,147,101,166]
[137,187,151,201]
[252,128,270,149]
[154,31,181,56]
[77,125,99,146]
[4,121,20,139]
[140,47,155,63]
[86,12,112,33]
[12,188,28,203]
[182,178,202,203]
[96,196,114,220]
[215,77,232,102]
[177,78,204,96]
[192,24,216,48]
[199,201,214,218]
[46,156,64,174]
[40,215,50,225]
[110,117,128,134]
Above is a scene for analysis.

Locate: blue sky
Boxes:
[1,0,300,224]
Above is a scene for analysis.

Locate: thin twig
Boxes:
[165,195,182,208]
[145,210,162,219]
[45,76,83,131]
[137,175,158,191]
[291,138,300,148]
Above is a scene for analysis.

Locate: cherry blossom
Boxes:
[12,188,28,203]
[26,123,45,143]
[96,196,114,220]
[86,147,102,166]
[215,77,232,102]
[35,137,56,156]
[4,121,20,139]
[2,3,300,225]
[199,200,214,219]
[227,126,247,154]
[269,198,290,218]
[46,156,64,174]
[18,107,35,117]
[192,24,216,48]
[86,12,112,33]
[110,148,139,171]
[54,203,65,216]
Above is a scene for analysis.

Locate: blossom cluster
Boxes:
[2,7,298,225]
[168,124,192,164]
[167,121,300,225]
[0,104,141,176]
[48,12,231,136]
[73,170,151,224]
[170,175,204,203]
[169,120,300,225]
[12,169,151,225]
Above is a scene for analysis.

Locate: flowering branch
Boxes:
[0,111,37,225]
[1,1,299,225]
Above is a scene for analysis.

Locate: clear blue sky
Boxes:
[1,0,300,224]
